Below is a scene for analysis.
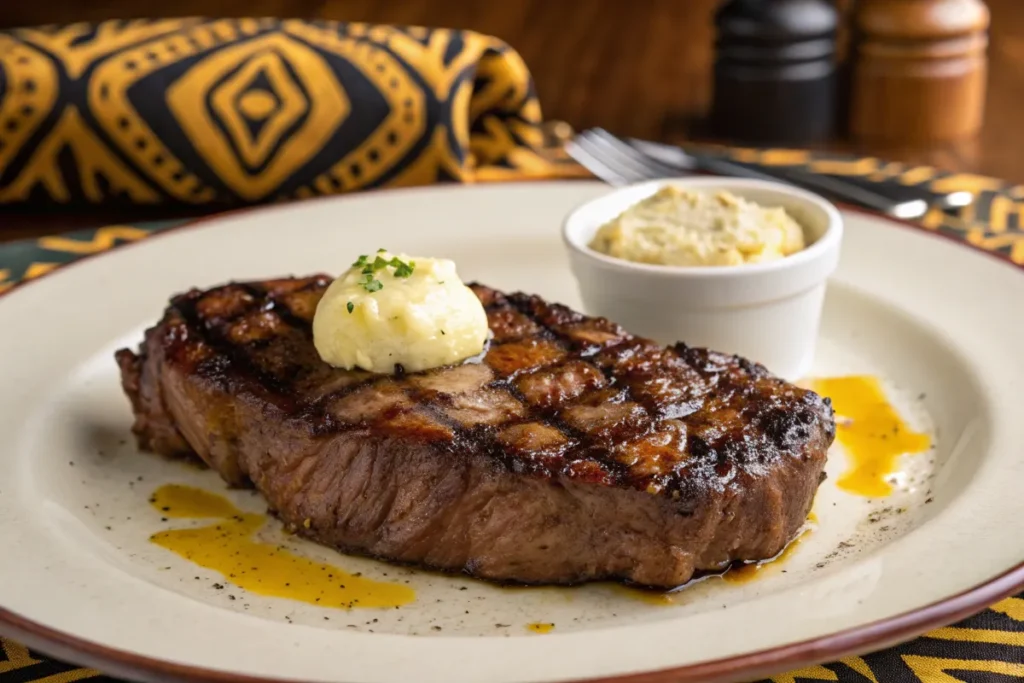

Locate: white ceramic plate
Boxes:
[1,181,1022,683]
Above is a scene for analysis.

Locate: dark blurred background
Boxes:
[2,0,1020,181]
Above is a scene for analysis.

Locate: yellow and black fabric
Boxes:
[0,18,584,208]
[0,152,1022,681]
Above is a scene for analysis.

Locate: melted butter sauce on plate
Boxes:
[608,584,680,605]
[810,375,930,497]
[149,484,415,610]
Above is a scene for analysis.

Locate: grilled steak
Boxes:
[116,276,834,589]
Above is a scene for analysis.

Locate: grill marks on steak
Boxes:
[116,276,835,588]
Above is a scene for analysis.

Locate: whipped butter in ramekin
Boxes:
[562,178,844,380]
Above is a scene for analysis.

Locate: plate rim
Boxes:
[3,563,1024,683]
[0,181,1022,683]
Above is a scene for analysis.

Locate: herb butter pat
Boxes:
[313,251,488,374]
[589,186,806,266]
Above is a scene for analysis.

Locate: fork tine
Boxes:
[569,130,655,184]
[564,138,632,186]
[589,128,686,179]
[571,132,649,184]
[576,129,664,183]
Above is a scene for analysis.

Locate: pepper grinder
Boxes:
[849,0,990,144]
[710,0,839,145]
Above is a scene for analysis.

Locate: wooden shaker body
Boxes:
[850,0,990,144]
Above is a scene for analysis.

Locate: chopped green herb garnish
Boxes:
[351,250,416,292]
[346,301,354,314]
[377,247,387,253]
[440,329,446,335]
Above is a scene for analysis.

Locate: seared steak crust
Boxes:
[116,276,834,588]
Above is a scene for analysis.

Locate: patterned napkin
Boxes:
[0,16,1022,683]
[0,18,584,208]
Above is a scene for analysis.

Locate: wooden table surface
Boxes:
[1,0,1023,241]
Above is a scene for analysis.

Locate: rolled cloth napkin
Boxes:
[0,18,585,207]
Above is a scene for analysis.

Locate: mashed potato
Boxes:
[589,186,806,266]
[313,251,488,374]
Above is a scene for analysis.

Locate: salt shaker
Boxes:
[711,0,839,145]
[849,0,990,144]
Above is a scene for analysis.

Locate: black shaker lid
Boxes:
[715,0,838,41]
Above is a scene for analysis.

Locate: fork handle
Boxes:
[624,136,935,219]
[692,156,922,218]
[804,172,973,210]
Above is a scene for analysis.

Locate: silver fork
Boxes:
[566,129,690,186]
[567,128,930,220]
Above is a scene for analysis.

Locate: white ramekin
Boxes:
[561,177,844,381]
